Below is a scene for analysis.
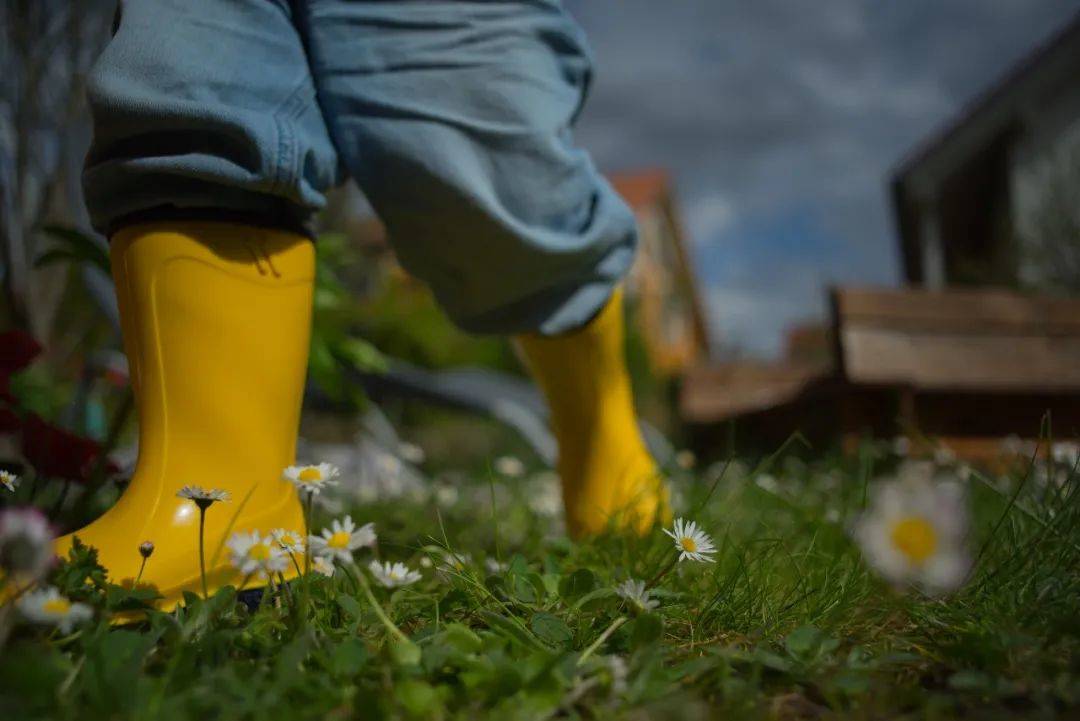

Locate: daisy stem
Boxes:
[303,493,314,576]
[300,492,314,624]
[257,578,271,613]
[277,573,294,606]
[135,557,148,586]
[198,507,208,600]
[238,571,255,594]
[338,559,361,596]
[352,563,409,644]
[646,554,678,590]
[578,616,627,666]
[287,550,303,579]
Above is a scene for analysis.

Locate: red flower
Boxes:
[20,413,118,483]
[0,406,19,433]
[0,329,42,403]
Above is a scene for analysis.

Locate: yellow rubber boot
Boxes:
[54,222,314,608]
[516,288,669,537]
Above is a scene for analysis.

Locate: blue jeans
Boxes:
[83,0,637,335]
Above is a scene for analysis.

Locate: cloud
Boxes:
[566,0,1080,358]
[682,192,736,249]
[707,282,824,359]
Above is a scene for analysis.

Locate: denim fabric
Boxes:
[83,0,637,335]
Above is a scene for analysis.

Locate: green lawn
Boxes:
[3,443,1079,720]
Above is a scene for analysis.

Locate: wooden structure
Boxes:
[681,286,1080,457]
[833,287,1080,392]
[609,169,711,375]
[684,16,1080,458]
[892,12,1080,289]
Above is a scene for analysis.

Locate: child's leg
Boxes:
[301,0,669,534]
[61,0,336,604]
[83,0,338,236]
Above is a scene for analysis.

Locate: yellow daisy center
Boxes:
[680,536,698,553]
[890,516,938,564]
[328,531,351,549]
[248,543,272,561]
[298,468,322,484]
[43,598,71,615]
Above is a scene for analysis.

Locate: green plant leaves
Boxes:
[389,638,423,667]
[558,568,595,601]
[627,613,663,649]
[784,625,839,665]
[328,639,369,677]
[477,610,551,653]
[530,612,572,647]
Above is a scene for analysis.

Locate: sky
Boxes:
[564,0,1080,358]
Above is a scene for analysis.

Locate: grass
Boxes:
[2,441,1080,720]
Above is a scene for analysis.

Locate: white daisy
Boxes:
[494,455,525,478]
[271,528,305,555]
[933,446,957,466]
[0,470,18,492]
[484,557,508,574]
[527,471,563,517]
[754,474,780,494]
[434,484,459,508]
[1052,441,1080,467]
[663,517,716,563]
[607,655,629,696]
[17,586,93,633]
[1002,434,1025,455]
[368,560,421,589]
[438,550,472,573]
[176,485,230,509]
[309,515,376,563]
[674,449,696,470]
[311,555,336,577]
[615,578,659,612]
[282,463,340,495]
[226,530,289,579]
[138,541,155,558]
[398,442,426,465]
[377,453,403,480]
[0,507,54,581]
[853,475,970,595]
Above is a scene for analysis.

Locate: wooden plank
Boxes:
[835,286,1080,334]
[833,286,1080,391]
[840,326,1080,390]
[680,361,830,422]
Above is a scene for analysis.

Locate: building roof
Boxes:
[890,11,1080,282]
[608,168,672,211]
[892,11,1080,191]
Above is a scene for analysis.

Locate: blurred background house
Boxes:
[681,13,1080,460]
[609,169,711,375]
[893,13,1080,292]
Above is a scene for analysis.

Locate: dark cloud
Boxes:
[566,0,1080,356]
